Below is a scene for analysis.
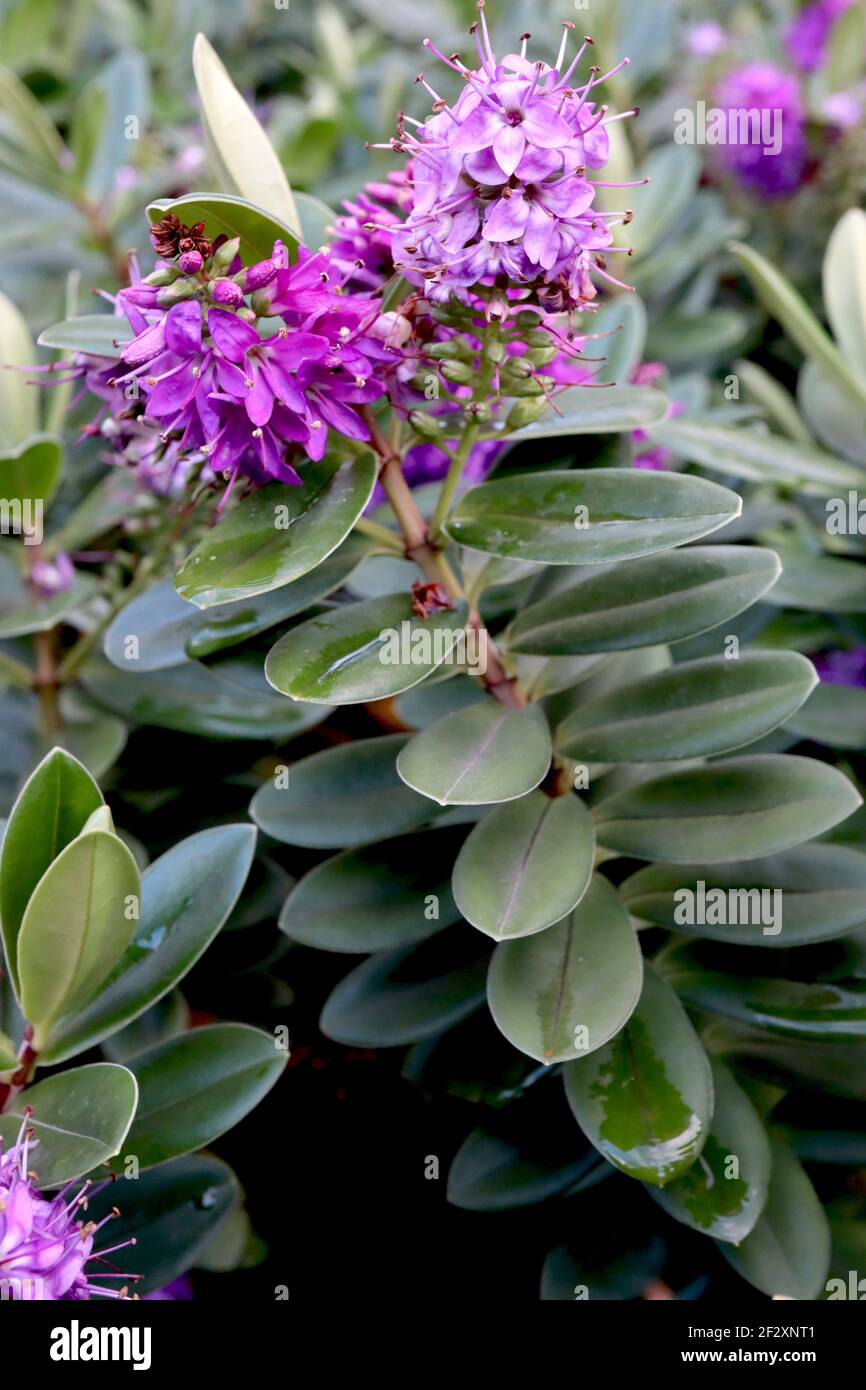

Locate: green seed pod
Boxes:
[506,397,551,429]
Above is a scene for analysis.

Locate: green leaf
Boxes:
[594,755,862,862]
[265,593,470,705]
[507,546,781,655]
[320,928,488,1047]
[788,681,866,749]
[396,701,551,806]
[174,457,376,608]
[17,828,141,1046]
[765,543,866,613]
[76,51,149,201]
[147,191,297,268]
[0,434,62,508]
[41,825,256,1066]
[0,572,95,639]
[0,64,66,179]
[452,790,594,940]
[649,417,863,491]
[651,1058,770,1243]
[588,295,647,386]
[486,875,642,1063]
[629,144,700,257]
[0,1028,18,1071]
[670,962,866,1041]
[0,1063,137,1186]
[798,358,866,464]
[556,652,817,763]
[734,359,813,444]
[86,1155,238,1296]
[445,469,741,564]
[823,207,866,384]
[0,290,37,446]
[278,826,465,952]
[730,239,866,408]
[117,1024,285,1169]
[645,309,752,367]
[498,387,668,442]
[563,965,713,1185]
[250,734,438,848]
[37,313,133,356]
[43,467,143,556]
[621,844,866,947]
[718,1137,830,1298]
[0,748,102,995]
[447,1119,605,1211]
[83,652,326,740]
[192,32,300,233]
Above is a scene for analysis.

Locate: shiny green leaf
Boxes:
[0,1063,137,1186]
[396,700,551,806]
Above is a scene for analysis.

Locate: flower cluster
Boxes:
[50,229,398,495]
[715,65,808,199]
[785,0,856,73]
[0,1112,136,1300]
[370,3,637,315]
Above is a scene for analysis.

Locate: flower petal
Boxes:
[483,192,530,242]
[207,307,261,359]
[493,124,526,176]
[164,301,202,356]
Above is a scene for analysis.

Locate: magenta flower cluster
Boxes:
[715,64,808,199]
[0,1113,135,1300]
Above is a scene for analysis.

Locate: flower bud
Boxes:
[439,360,475,384]
[502,356,534,379]
[143,265,181,287]
[178,250,204,275]
[208,236,241,274]
[506,397,551,429]
[508,375,552,397]
[243,258,278,291]
[210,278,244,307]
[527,345,559,367]
[409,411,446,442]
[157,279,199,306]
[428,339,471,362]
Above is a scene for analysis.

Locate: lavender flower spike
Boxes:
[0,1109,138,1299]
[379,3,641,314]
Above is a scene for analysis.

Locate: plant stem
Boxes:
[34,629,61,736]
[0,649,35,690]
[353,516,404,553]
[428,319,499,545]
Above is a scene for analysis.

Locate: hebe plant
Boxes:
[1,5,864,1301]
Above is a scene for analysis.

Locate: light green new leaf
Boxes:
[453,790,594,940]
[487,875,643,1063]
[0,290,37,446]
[594,755,861,862]
[0,748,102,995]
[823,207,866,384]
[0,435,61,509]
[192,32,299,233]
[17,829,141,1046]
[446,469,741,564]
[563,965,713,1185]
[174,456,376,608]
[396,701,551,805]
[0,1063,137,1186]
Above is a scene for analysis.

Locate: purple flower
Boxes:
[330,170,414,294]
[373,5,637,313]
[813,648,866,687]
[30,552,75,599]
[144,1275,193,1301]
[0,1111,137,1300]
[715,65,808,199]
[686,22,727,58]
[785,0,855,73]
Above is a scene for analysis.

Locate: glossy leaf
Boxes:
[671,964,866,1041]
[453,790,594,940]
[147,191,297,268]
[396,700,551,806]
[265,593,470,704]
[250,734,437,848]
[651,1058,770,1243]
[320,927,488,1047]
[500,386,668,440]
[174,457,376,608]
[0,748,102,994]
[718,1137,830,1298]
[486,875,642,1063]
[279,826,465,952]
[41,825,256,1065]
[563,965,713,1185]
[0,434,62,508]
[507,546,781,656]
[556,652,817,763]
[85,1155,238,1296]
[445,469,741,564]
[447,1118,606,1211]
[621,844,866,947]
[17,828,141,1046]
[0,1063,137,1186]
[118,1024,285,1169]
[594,756,861,862]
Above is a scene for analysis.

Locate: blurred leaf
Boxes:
[650,417,863,491]
[0,291,37,445]
[719,1137,830,1297]
[502,387,668,441]
[38,313,133,356]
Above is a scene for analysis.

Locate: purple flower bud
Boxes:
[210,278,243,307]
[244,258,278,291]
[30,553,75,599]
[178,249,204,275]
